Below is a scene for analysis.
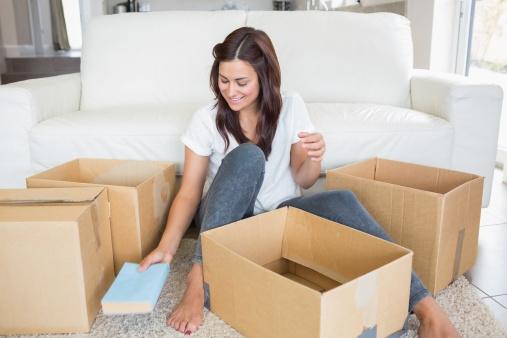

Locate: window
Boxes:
[62,0,82,49]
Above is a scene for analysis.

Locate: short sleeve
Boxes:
[291,93,316,144]
[180,106,214,156]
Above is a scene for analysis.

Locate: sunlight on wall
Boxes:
[63,0,82,49]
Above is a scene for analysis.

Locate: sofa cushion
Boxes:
[246,11,413,108]
[30,103,453,176]
[29,103,204,174]
[307,103,454,170]
[80,11,247,110]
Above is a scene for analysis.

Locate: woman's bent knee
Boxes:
[325,189,359,205]
[222,143,265,173]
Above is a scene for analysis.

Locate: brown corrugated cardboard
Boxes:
[26,158,177,274]
[0,187,114,335]
[326,158,484,294]
[201,207,413,338]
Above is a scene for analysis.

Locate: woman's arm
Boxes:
[139,146,208,270]
[290,132,325,189]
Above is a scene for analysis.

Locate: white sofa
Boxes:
[0,10,503,206]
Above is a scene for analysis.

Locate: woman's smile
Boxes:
[228,96,245,104]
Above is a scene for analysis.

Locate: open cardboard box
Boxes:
[202,207,413,338]
[26,158,177,274]
[326,158,484,293]
[0,187,114,335]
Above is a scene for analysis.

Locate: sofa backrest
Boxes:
[80,10,413,110]
[80,11,246,110]
[246,11,413,107]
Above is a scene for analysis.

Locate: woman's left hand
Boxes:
[298,132,326,162]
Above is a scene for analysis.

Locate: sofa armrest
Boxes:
[0,73,81,188]
[410,68,503,206]
[2,72,81,124]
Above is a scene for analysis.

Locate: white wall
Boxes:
[406,0,462,72]
[145,0,273,11]
[406,0,434,69]
[79,0,106,31]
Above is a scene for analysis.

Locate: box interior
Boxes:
[340,158,479,194]
[263,257,341,292]
[32,159,166,187]
[281,208,409,286]
[203,207,410,294]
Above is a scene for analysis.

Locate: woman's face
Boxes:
[218,59,260,113]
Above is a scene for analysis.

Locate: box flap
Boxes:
[83,159,170,187]
[436,170,482,195]
[26,158,173,188]
[326,158,376,180]
[0,187,105,205]
[282,208,411,284]
[201,207,288,266]
[375,159,441,192]
[375,158,480,194]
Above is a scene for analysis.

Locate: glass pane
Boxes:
[469,0,507,150]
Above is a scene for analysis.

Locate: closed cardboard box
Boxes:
[0,187,114,335]
[202,207,413,338]
[26,158,177,274]
[326,158,483,293]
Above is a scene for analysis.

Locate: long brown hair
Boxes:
[210,27,282,159]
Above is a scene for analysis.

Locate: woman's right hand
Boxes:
[138,247,174,272]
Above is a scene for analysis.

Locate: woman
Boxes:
[139,27,459,337]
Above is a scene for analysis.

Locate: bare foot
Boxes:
[414,295,460,338]
[167,263,205,335]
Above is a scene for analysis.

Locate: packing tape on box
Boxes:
[355,271,378,337]
[358,326,377,338]
[452,228,466,279]
[89,202,101,249]
[0,200,102,250]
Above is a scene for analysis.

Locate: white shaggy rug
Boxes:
[10,239,507,338]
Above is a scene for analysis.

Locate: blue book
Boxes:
[101,262,170,315]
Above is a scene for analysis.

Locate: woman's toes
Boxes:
[178,320,188,333]
[166,314,174,328]
[167,313,179,329]
[186,322,199,334]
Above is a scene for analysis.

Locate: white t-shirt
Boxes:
[180,92,315,215]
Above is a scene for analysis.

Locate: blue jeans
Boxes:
[192,143,429,313]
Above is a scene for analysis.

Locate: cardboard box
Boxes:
[26,158,177,274]
[202,207,413,338]
[0,187,114,335]
[326,158,484,294]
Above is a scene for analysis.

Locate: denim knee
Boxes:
[315,190,359,207]
[334,189,359,203]
[222,143,265,174]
